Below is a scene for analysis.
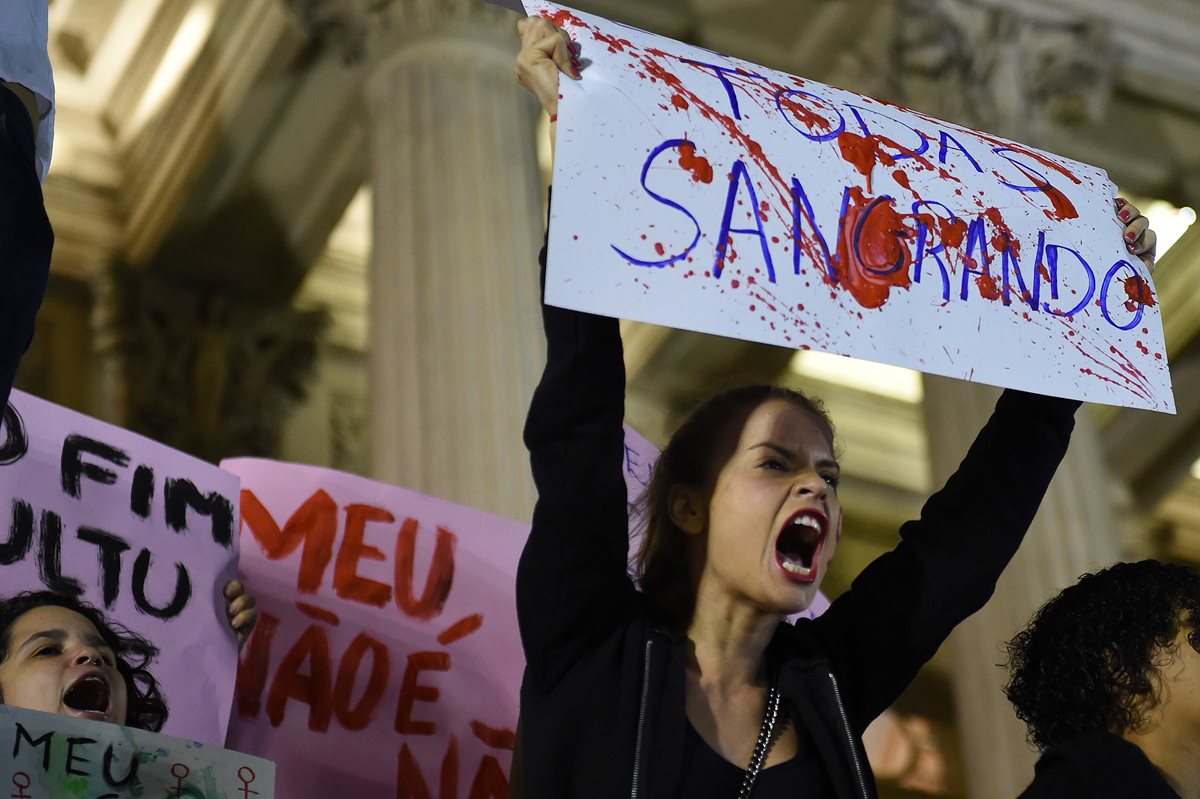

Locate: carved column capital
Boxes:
[92,266,327,463]
[886,0,1115,143]
[287,0,516,65]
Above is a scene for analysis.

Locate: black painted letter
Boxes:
[131,549,191,619]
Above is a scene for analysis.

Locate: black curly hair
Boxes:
[0,591,169,731]
[1004,560,1200,752]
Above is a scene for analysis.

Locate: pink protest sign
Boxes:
[532,2,1174,413]
[223,459,524,797]
[621,422,656,527]
[0,391,240,744]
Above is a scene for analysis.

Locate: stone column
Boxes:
[922,378,1120,798]
[884,4,1123,795]
[346,0,545,519]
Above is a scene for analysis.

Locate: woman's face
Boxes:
[695,398,842,614]
[0,605,128,725]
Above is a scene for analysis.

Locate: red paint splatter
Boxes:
[832,188,914,309]
[547,10,582,28]
[941,217,968,249]
[654,242,666,256]
[1122,275,1156,312]
[837,132,896,192]
[671,94,689,110]
[731,279,741,288]
[976,273,1001,301]
[1063,326,1153,402]
[1136,341,1150,356]
[777,92,833,134]
[678,140,714,183]
[1039,182,1078,221]
[983,207,1020,257]
[892,170,910,190]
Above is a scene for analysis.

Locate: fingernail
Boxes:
[1126,230,1137,241]
[1115,197,1127,208]
[1119,209,1131,221]
[1128,243,1138,252]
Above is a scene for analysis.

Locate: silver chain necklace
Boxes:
[736,686,782,799]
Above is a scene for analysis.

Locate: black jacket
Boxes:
[0,83,53,410]
[1018,731,1181,798]
[518,240,1079,798]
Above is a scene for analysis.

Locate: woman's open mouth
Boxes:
[775,509,826,584]
[62,672,113,721]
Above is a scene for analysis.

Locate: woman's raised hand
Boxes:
[515,16,581,120]
[1115,197,1157,274]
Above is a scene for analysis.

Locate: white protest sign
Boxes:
[0,391,240,745]
[0,704,274,798]
[531,2,1174,413]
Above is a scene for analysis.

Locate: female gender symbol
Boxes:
[237,766,258,798]
[170,763,190,796]
[9,772,31,799]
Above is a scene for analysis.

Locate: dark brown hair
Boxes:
[632,384,835,627]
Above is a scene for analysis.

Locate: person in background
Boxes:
[1007,560,1200,799]
[0,582,257,730]
[0,0,55,409]
[512,15,1159,798]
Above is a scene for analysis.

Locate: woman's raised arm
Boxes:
[812,203,1158,730]
[514,18,639,691]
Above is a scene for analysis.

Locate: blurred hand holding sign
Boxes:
[0,704,274,798]
[0,391,240,745]
[525,1,1174,413]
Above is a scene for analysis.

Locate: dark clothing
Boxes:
[681,719,831,797]
[518,232,1079,798]
[0,82,52,409]
[1019,731,1181,798]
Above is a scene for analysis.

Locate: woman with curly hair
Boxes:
[1006,560,1200,799]
[512,16,1161,798]
[0,585,256,730]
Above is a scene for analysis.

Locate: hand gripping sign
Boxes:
[524,1,1174,413]
[0,391,240,745]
